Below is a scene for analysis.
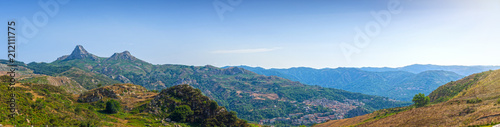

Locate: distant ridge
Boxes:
[360,64,500,76]
[230,65,464,101]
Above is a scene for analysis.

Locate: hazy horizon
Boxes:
[2,0,500,69]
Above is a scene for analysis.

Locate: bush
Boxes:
[75,107,84,113]
[412,93,430,107]
[466,97,482,104]
[105,99,121,114]
[170,105,194,122]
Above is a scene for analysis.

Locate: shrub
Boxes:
[466,97,482,104]
[412,93,430,107]
[75,107,84,113]
[105,99,121,114]
[26,93,33,100]
[170,105,194,122]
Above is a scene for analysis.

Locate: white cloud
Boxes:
[211,47,283,54]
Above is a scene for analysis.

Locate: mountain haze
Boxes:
[232,66,463,101]
[360,64,500,76]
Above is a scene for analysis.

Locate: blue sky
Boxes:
[1,0,500,69]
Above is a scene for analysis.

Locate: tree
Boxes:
[412,93,430,107]
[170,105,194,122]
[209,101,219,116]
[105,99,121,114]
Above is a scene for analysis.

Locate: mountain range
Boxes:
[230,66,467,101]
[0,45,410,126]
[360,64,500,76]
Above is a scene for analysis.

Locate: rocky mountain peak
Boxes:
[57,45,99,61]
[72,45,89,55]
[108,51,137,61]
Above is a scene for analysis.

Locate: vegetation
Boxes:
[0,76,249,126]
[27,62,72,76]
[429,71,491,103]
[105,99,121,114]
[0,79,105,126]
[412,93,430,107]
[316,69,500,127]
[466,97,482,104]
[345,107,370,118]
[54,67,121,89]
[142,84,249,127]
[170,105,194,122]
[46,46,411,123]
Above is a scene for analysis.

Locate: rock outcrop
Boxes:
[57,45,100,61]
[107,51,137,61]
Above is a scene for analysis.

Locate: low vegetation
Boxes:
[105,99,121,114]
[412,93,430,107]
[316,69,500,127]
[142,84,249,127]
[0,75,249,126]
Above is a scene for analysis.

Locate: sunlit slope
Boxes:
[316,69,500,127]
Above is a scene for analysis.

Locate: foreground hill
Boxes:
[316,69,500,127]
[28,45,411,126]
[233,66,463,101]
[142,84,249,126]
[0,75,250,126]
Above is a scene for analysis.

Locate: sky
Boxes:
[1,0,500,69]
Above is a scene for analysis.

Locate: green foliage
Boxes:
[0,75,11,82]
[145,84,249,127]
[170,105,194,122]
[27,62,72,76]
[345,107,370,118]
[0,81,105,126]
[412,93,430,107]
[466,97,482,104]
[54,67,120,90]
[429,71,491,103]
[209,101,218,111]
[105,99,121,114]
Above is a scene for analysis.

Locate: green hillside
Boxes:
[44,45,411,126]
[0,75,250,126]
